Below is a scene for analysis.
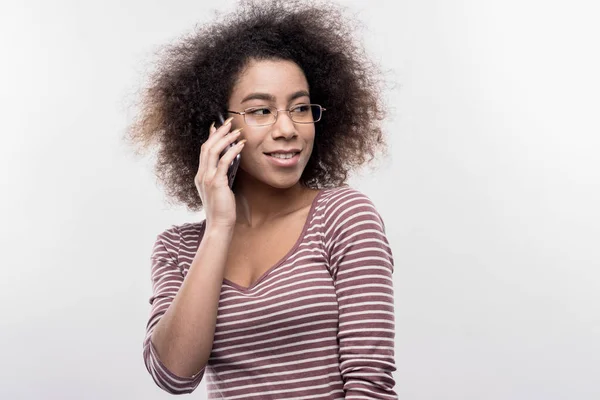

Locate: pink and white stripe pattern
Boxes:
[143,186,397,399]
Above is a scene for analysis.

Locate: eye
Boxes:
[247,107,272,116]
[291,104,311,113]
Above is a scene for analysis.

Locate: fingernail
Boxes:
[210,121,215,130]
[232,128,243,135]
[238,139,247,145]
[224,117,234,125]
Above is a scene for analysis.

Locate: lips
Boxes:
[264,148,302,155]
[264,151,301,167]
[266,152,300,159]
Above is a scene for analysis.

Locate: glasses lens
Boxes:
[245,107,276,126]
[290,104,322,123]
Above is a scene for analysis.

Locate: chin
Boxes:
[235,167,303,190]
[265,176,302,189]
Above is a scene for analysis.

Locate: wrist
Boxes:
[204,223,235,239]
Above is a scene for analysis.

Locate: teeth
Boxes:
[270,153,296,159]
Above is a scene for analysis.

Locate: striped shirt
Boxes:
[143,186,397,399]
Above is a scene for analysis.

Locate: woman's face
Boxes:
[227,59,315,190]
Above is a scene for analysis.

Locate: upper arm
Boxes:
[325,189,397,399]
[142,227,205,394]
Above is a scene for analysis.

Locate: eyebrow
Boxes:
[240,90,310,104]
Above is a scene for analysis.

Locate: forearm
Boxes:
[150,226,233,377]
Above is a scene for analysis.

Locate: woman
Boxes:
[126,0,397,398]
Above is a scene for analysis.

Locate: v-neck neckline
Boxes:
[221,188,325,292]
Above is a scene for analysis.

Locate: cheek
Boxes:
[238,140,261,167]
[305,130,316,150]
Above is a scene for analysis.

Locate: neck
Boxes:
[233,174,309,228]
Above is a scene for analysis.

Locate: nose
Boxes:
[270,110,297,140]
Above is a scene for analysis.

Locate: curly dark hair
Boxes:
[125,0,388,212]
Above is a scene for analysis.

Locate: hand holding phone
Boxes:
[194,113,245,228]
[217,112,242,189]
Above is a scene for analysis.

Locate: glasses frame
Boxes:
[227,104,326,127]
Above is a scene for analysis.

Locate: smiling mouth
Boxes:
[266,152,300,159]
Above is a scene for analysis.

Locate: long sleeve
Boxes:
[325,188,397,399]
[142,227,205,394]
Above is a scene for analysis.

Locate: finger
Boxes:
[216,116,235,136]
[209,115,234,135]
[215,139,246,177]
[200,117,235,171]
[206,128,243,173]
[209,115,233,135]
[201,118,233,164]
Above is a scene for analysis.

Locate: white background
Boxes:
[1,0,599,399]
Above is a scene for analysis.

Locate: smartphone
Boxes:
[217,112,241,189]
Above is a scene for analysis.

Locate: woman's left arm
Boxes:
[326,189,398,399]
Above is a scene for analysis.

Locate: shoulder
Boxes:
[153,220,206,260]
[319,185,385,227]
[317,185,388,248]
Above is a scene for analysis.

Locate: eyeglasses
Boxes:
[227,104,326,127]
